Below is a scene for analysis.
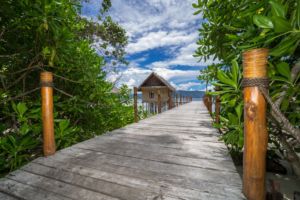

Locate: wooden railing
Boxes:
[202,48,269,200]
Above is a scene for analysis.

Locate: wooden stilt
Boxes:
[168,90,172,110]
[158,89,161,113]
[242,48,268,200]
[40,72,56,156]
[207,94,212,115]
[180,95,182,105]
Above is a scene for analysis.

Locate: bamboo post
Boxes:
[242,48,268,200]
[134,87,138,122]
[158,89,162,113]
[168,90,172,110]
[208,94,212,115]
[176,94,179,107]
[215,87,220,124]
[40,72,56,156]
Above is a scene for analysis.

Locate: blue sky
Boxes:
[82,0,215,91]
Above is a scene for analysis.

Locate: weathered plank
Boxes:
[32,157,243,200]
[0,101,244,200]
[0,178,72,200]
[0,191,19,200]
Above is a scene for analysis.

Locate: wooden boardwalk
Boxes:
[0,101,244,200]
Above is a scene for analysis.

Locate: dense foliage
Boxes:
[0,0,134,176]
[194,0,300,175]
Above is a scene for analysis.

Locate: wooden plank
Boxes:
[74,137,233,161]
[0,192,19,200]
[34,154,244,200]
[57,147,242,187]
[82,134,228,153]
[6,170,119,200]
[20,162,179,200]
[0,179,71,200]
[74,141,236,172]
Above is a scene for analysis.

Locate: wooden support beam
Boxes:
[242,48,268,200]
[158,89,161,113]
[176,94,179,107]
[40,72,56,156]
[168,90,172,110]
[207,95,212,115]
[180,95,182,105]
[133,87,138,122]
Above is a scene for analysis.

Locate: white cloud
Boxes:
[177,82,200,90]
[126,31,197,54]
[149,43,218,68]
[83,0,209,90]
[110,0,200,39]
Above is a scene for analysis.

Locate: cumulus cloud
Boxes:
[149,43,218,68]
[82,0,209,90]
[177,82,200,91]
[127,31,197,54]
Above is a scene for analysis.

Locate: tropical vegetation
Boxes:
[0,0,134,176]
[194,0,300,176]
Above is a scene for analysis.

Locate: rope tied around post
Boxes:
[40,81,54,88]
[241,77,300,143]
[241,78,269,89]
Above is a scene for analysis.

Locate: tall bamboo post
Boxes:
[168,90,172,110]
[242,48,268,200]
[208,94,212,115]
[40,72,56,156]
[158,89,162,113]
[215,87,220,125]
[176,94,179,107]
[133,87,138,122]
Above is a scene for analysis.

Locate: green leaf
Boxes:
[193,10,201,15]
[228,113,238,125]
[192,3,200,8]
[296,0,300,28]
[231,59,239,83]
[270,35,299,57]
[276,62,291,79]
[271,16,292,33]
[59,120,70,132]
[235,103,243,120]
[19,124,30,135]
[16,103,28,117]
[269,0,286,18]
[229,98,236,107]
[253,15,274,29]
[217,70,237,89]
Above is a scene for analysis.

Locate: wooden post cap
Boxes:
[40,71,53,82]
[243,48,268,78]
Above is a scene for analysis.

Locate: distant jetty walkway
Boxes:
[0,101,244,200]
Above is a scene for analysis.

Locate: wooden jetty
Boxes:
[0,101,244,200]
